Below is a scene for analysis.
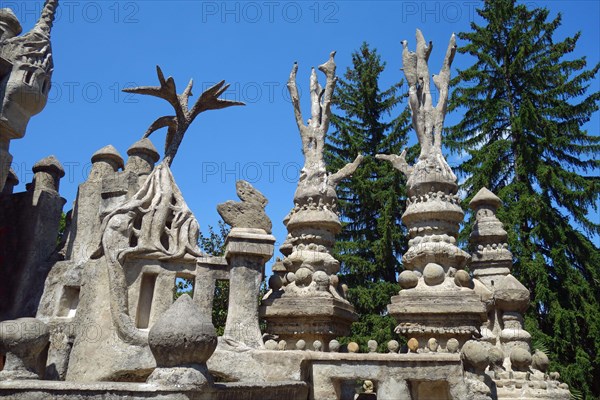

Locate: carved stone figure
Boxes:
[0,0,57,189]
[261,52,363,350]
[378,30,487,353]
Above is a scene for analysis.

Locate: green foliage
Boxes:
[448,1,600,397]
[326,42,411,349]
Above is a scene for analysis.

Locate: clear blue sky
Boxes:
[8,0,600,265]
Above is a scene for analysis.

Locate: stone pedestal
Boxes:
[223,227,275,348]
[260,296,357,351]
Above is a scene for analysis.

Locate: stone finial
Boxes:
[347,342,359,353]
[32,155,64,192]
[367,340,378,353]
[387,340,399,353]
[510,348,532,372]
[461,341,489,373]
[532,349,550,372]
[127,137,160,163]
[295,339,306,351]
[217,180,272,233]
[0,318,49,380]
[147,294,216,387]
[469,187,502,210]
[313,340,323,352]
[92,145,124,169]
[494,274,530,313]
[125,137,160,177]
[328,339,340,352]
[123,66,244,166]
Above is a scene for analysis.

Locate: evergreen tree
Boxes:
[448,1,600,397]
[326,43,412,351]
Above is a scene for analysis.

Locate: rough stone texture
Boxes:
[261,52,363,349]
[0,380,309,400]
[0,0,57,190]
[0,156,65,321]
[147,294,216,388]
[217,180,272,234]
[0,318,49,380]
[378,30,487,352]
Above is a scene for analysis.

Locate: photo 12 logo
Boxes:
[0,1,140,24]
[200,1,340,24]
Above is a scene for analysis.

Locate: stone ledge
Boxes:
[0,380,308,400]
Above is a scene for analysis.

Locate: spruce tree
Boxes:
[448,1,600,397]
[326,43,412,351]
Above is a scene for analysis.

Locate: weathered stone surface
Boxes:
[0,0,58,190]
[261,52,362,347]
[0,318,49,380]
[532,349,550,372]
[495,274,530,312]
[387,340,399,353]
[510,348,532,372]
[217,180,271,233]
[148,294,216,368]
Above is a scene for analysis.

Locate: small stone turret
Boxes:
[469,187,513,287]
[90,145,124,180]
[32,155,65,193]
[125,138,159,176]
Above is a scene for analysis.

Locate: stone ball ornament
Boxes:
[398,270,419,289]
[423,263,445,286]
[510,348,532,372]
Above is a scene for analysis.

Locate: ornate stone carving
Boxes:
[261,52,362,350]
[0,0,58,190]
[379,30,486,352]
[123,66,244,166]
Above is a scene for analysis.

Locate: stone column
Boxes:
[223,227,274,348]
[260,52,362,350]
[217,180,274,349]
[32,155,64,194]
[379,30,487,352]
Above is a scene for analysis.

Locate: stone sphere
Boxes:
[427,338,439,352]
[295,339,306,350]
[329,339,340,352]
[347,342,360,353]
[446,338,459,353]
[313,271,329,290]
[454,270,471,287]
[488,347,505,367]
[407,338,419,353]
[387,340,399,353]
[268,274,283,291]
[264,339,278,350]
[510,348,532,371]
[367,340,378,353]
[398,270,418,289]
[532,350,550,372]
[285,272,296,284]
[277,340,287,351]
[423,263,445,286]
[148,295,217,368]
[313,340,323,351]
[461,340,489,372]
[0,318,49,357]
[295,267,313,287]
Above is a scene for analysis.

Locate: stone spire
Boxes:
[261,52,363,350]
[378,30,487,352]
[33,0,58,37]
[469,187,513,287]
